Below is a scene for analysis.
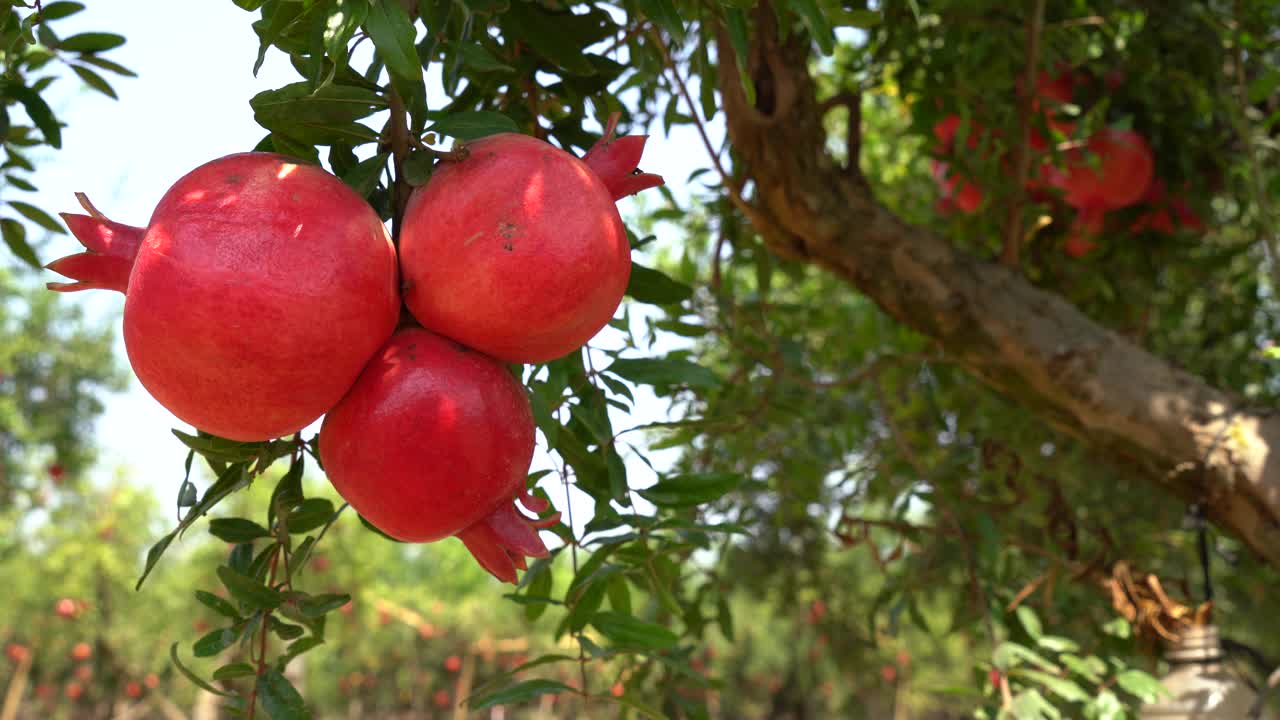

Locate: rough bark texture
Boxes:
[714,11,1280,567]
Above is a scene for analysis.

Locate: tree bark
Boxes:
[713,10,1280,567]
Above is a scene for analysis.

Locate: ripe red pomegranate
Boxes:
[55,598,77,618]
[320,328,559,583]
[144,673,160,689]
[47,463,65,483]
[45,153,399,441]
[445,655,462,673]
[1047,128,1154,211]
[398,116,663,363]
[4,643,28,664]
[610,682,625,698]
[65,682,83,700]
[70,642,92,661]
[433,690,451,708]
[125,681,143,699]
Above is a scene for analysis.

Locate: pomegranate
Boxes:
[70,642,92,661]
[398,116,663,363]
[55,598,77,618]
[433,690,451,708]
[144,673,160,689]
[1047,128,1154,211]
[4,643,28,663]
[610,682,625,698]
[65,682,83,700]
[125,681,143,699]
[45,153,399,441]
[445,655,462,673]
[319,328,559,583]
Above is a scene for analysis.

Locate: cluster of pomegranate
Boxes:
[45,116,662,583]
[929,66,1202,257]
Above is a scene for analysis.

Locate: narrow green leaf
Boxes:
[193,626,242,657]
[1114,669,1168,703]
[169,643,235,697]
[6,175,36,192]
[70,65,116,99]
[9,201,64,233]
[403,148,433,185]
[38,2,85,20]
[458,42,514,73]
[364,0,424,105]
[1016,669,1091,703]
[285,498,335,534]
[258,668,311,720]
[267,456,304,528]
[591,611,678,649]
[323,0,369,78]
[566,578,608,633]
[1015,606,1043,640]
[625,263,693,305]
[499,2,602,76]
[635,0,683,38]
[339,152,387,196]
[607,357,720,390]
[195,590,243,621]
[297,593,350,618]
[59,32,125,52]
[79,55,136,77]
[171,430,267,463]
[212,662,257,681]
[4,84,60,147]
[1,219,38,268]
[135,532,176,590]
[639,472,742,507]
[217,565,285,611]
[470,679,573,710]
[209,518,271,543]
[427,111,518,140]
[359,513,405,542]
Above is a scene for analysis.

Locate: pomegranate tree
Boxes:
[319,328,559,583]
[45,153,400,441]
[398,117,664,363]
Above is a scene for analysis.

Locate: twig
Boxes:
[386,88,412,244]
[1001,0,1046,268]
[246,547,282,720]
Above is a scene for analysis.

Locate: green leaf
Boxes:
[590,611,678,649]
[1036,636,1080,653]
[1016,669,1091,703]
[607,574,631,615]
[4,84,60,147]
[195,590,243,621]
[1083,690,1125,720]
[788,0,834,54]
[607,357,720,390]
[458,42,514,73]
[635,0,683,38]
[9,201,64,234]
[835,8,880,28]
[6,175,36,192]
[716,593,734,641]
[217,565,285,611]
[323,0,369,80]
[258,668,311,720]
[992,642,1057,673]
[1248,69,1280,104]
[172,430,268,463]
[251,82,382,145]
[1114,669,1167,703]
[212,662,257,681]
[297,593,350,618]
[499,2,603,76]
[267,456,304,528]
[359,513,405,542]
[193,626,242,657]
[428,111,518,141]
[1015,606,1043,640]
[403,148,433,185]
[523,561,553,622]
[339,152,387,196]
[566,577,609,633]
[285,498,335,534]
[471,679,573,710]
[59,32,125,52]
[625,263,693,305]
[79,55,136,77]
[135,532,176,590]
[38,2,85,20]
[1,219,38,268]
[1060,653,1106,682]
[639,472,742,507]
[181,463,252,539]
[209,517,271,543]
[70,65,116,99]
[169,643,235,698]
[364,0,424,105]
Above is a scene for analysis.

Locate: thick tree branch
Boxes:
[714,9,1280,567]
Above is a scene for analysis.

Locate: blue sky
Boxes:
[29,1,716,532]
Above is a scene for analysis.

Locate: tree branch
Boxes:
[715,4,1280,567]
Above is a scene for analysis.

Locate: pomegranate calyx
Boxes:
[45,196,145,294]
[456,498,560,584]
[582,113,665,201]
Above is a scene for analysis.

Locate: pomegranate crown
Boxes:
[581,112,665,201]
[45,193,145,294]
[457,490,561,584]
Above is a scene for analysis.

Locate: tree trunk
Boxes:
[713,7,1280,567]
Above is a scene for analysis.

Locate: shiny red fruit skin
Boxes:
[1052,129,1154,211]
[52,153,400,441]
[399,134,631,363]
[319,328,535,542]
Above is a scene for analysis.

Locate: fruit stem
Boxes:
[386,87,413,246]
[74,191,107,221]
